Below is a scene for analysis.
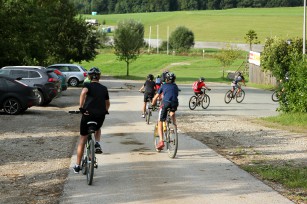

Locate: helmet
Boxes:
[147,74,154,80]
[166,72,176,82]
[88,67,101,80]
[200,77,205,82]
[88,67,101,75]
[157,75,160,78]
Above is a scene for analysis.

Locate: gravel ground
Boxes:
[0,84,306,204]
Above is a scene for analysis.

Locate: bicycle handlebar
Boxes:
[68,110,109,115]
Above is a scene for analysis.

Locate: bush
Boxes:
[169,26,194,53]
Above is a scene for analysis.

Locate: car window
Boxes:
[0,69,10,75]
[29,71,41,78]
[10,70,29,78]
[57,66,69,72]
[69,66,80,72]
[81,66,87,72]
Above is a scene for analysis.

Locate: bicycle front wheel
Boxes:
[81,148,87,175]
[153,124,161,152]
[166,124,178,158]
[224,90,233,104]
[189,96,197,110]
[201,94,210,109]
[236,89,245,103]
[86,137,95,185]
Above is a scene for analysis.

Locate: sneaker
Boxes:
[141,114,145,118]
[95,143,103,154]
[156,141,165,150]
[73,165,80,174]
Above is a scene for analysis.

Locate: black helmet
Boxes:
[200,77,205,82]
[147,74,154,80]
[166,72,176,82]
[88,67,101,75]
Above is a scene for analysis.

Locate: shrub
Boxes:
[169,26,194,53]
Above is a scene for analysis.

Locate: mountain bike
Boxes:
[69,111,99,185]
[153,108,178,158]
[224,86,245,104]
[189,88,210,110]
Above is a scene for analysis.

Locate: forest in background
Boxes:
[70,0,303,14]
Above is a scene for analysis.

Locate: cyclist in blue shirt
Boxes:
[152,72,179,150]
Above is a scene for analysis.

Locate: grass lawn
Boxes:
[84,7,304,43]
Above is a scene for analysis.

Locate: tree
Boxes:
[215,44,241,78]
[244,29,260,51]
[113,19,144,76]
[169,26,194,53]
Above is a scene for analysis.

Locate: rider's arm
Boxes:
[152,93,159,105]
[105,99,110,112]
[79,87,88,108]
[139,85,144,92]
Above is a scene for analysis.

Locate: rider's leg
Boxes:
[142,102,146,114]
[170,112,177,128]
[94,128,101,143]
[76,135,87,165]
[158,121,163,142]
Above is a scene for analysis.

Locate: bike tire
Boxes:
[153,124,161,152]
[201,94,210,109]
[224,90,233,104]
[272,90,279,102]
[189,96,197,110]
[86,137,95,185]
[166,123,178,158]
[236,89,245,103]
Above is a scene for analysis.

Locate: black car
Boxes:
[0,66,61,105]
[0,75,39,115]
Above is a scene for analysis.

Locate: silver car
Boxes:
[47,64,87,87]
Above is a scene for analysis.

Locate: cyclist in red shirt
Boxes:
[193,77,211,95]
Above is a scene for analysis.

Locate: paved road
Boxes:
[60,79,290,204]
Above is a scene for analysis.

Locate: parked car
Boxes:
[47,64,87,87]
[0,75,39,114]
[0,66,61,106]
[47,68,68,91]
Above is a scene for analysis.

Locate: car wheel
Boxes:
[35,91,44,106]
[3,98,21,115]
[68,78,79,87]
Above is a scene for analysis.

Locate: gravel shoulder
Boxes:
[0,83,306,203]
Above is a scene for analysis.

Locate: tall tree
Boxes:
[244,29,260,51]
[113,19,144,76]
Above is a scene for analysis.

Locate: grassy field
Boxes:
[85,7,304,43]
[80,48,248,83]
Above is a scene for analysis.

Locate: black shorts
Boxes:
[144,92,154,102]
[159,101,178,121]
[80,114,105,136]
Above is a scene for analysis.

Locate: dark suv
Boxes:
[0,66,61,105]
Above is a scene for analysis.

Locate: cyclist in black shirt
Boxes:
[73,67,110,174]
[139,74,156,118]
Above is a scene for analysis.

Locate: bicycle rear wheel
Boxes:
[166,124,178,158]
[86,137,95,185]
[81,149,87,175]
[224,90,233,104]
[146,110,151,124]
[236,89,245,103]
[189,96,197,110]
[201,94,210,109]
[272,90,279,102]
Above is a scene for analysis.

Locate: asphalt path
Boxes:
[60,79,291,204]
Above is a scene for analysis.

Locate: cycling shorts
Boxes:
[144,92,154,102]
[158,101,178,121]
[80,114,105,136]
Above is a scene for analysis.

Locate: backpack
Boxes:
[192,81,199,91]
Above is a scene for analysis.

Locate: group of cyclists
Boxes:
[139,70,179,150]
[72,67,245,173]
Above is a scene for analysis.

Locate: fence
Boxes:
[248,64,277,86]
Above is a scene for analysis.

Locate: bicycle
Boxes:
[153,108,178,158]
[140,91,155,124]
[224,86,245,104]
[189,88,210,110]
[69,110,99,185]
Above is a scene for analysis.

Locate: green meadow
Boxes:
[85,7,304,43]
